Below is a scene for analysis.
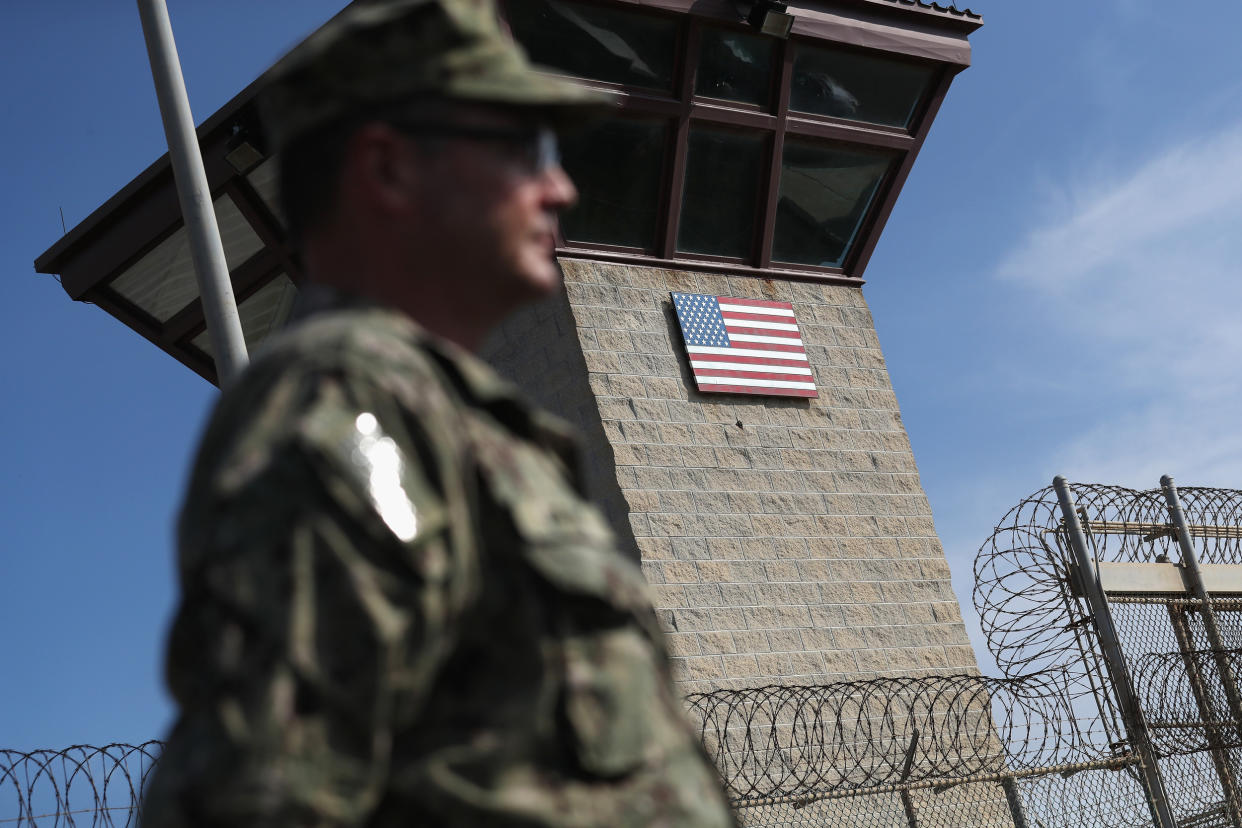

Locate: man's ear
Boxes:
[343,122,418,214]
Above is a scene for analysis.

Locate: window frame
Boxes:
[501,0,963,283]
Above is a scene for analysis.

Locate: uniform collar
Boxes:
[290,282,579,456]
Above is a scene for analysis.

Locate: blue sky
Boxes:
[4,0,1242,752]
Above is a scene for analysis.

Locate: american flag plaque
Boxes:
[670,292,817,398]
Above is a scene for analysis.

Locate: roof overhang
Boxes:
[34,57,296,386]
[34,0,980,386]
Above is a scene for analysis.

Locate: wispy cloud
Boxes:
[997,120,1242,486]
[1000,122,1242,291]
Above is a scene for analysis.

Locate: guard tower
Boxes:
[35,0,983,693]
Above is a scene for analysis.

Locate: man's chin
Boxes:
[519,258,565,297]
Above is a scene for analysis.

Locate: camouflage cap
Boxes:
[260,0,608,152]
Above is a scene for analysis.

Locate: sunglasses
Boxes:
[390,122,561,175]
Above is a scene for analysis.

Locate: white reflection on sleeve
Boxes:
[348,412,419,542]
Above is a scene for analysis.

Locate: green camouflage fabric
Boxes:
[141,287,736,827]
[260,0,607,153]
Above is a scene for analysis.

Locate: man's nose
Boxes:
[541,163,578,208]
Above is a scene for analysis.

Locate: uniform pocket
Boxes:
[474,432,652,615]
[470,422,682,777]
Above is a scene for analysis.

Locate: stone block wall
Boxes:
[482,258,979,692]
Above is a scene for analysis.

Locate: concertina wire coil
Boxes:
[8,482,1242,824]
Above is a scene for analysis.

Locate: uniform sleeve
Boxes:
[142,370,474,828]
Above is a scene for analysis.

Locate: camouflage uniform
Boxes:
[141,289,737,826]
[142,2,735,823]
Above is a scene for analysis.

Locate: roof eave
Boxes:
[34,72,266,280]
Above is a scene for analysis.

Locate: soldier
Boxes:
[139,0,736,826]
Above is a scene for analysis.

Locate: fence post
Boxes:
[1161,476,1242,732]
[1000,776,1030,828]
[1162,475,1242,827]
[1167,603,1242,827]
[1054,476,1177,828]
[900,728,920,828]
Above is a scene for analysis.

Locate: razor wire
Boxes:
[974,483,1242,693]
[1133,646,1242,754]
[0,743,159,827]
[684,670,1107,803]
[2,673,1103,827]
[10,481,1242,827]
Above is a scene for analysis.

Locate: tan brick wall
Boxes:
[482,258,979,692]
[480,285,640,559]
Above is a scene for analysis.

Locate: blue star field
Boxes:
[672,292,731,348]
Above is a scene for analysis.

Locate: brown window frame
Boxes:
[501,0,960,284]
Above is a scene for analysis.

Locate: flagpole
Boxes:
[136,0,248,386]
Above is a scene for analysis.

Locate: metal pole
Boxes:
[1168,603,1242,827]
[136,0,248,385]
[1053,476,1177,828]
[899,728,920,828]
[1162,476,1242,720]
[1000,776,1030,828]
[1163,474,1242,823]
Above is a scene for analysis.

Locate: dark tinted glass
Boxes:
[694,26,776,108]
[560,118,668,249]
[676,128,764,259]
[505,0,677,92]
[771,140,891,267]
[790,43,936,128]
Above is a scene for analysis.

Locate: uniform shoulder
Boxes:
[184,308,464,513]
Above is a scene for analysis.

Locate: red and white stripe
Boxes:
[687,297,817,398]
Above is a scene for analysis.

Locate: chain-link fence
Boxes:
[685,670,1143,828]
[7,480,1242,827]
[971,479,1242,828]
